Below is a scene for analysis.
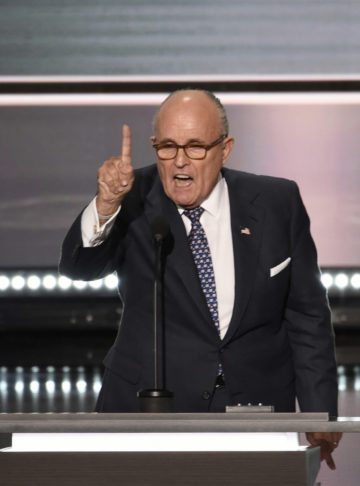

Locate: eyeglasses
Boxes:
[152,134,227,160]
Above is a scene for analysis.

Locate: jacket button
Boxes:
[202,391,211,400]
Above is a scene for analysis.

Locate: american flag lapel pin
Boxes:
[240,226,251,236]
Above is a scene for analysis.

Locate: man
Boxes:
[60,89,341,467]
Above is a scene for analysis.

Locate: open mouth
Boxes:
[174,174,193,183]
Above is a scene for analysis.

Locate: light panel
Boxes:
[0,271,119,296]
[0,269,358,296]
[6,432,300,452]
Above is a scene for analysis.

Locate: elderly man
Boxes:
[60,89,341,467]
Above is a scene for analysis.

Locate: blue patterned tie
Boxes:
[184,207,222,340]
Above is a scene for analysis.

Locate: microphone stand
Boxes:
[138,221,174,412]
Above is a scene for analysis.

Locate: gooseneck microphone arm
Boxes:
[153,227,164,389]
[137,216,174,412]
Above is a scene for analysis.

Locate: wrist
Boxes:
[98,212,114,221]
[96,199,121,219]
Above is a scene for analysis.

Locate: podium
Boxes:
[0,413,358,486]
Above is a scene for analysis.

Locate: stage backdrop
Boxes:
[1,0,360,76]
[0,93,359,268]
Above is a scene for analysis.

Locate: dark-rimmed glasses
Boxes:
[152,134,227,160]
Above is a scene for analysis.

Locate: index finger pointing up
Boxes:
[121,124,132,165]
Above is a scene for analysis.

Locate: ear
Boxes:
[222,137,234,165]
[150,135,156,144]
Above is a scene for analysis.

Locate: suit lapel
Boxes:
[223,169,265,344]
[144,175,214,327]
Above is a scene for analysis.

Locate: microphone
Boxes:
[150,216,170,242]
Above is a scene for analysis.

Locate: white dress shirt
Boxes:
[81,177,235,339]
[177,178,235,339]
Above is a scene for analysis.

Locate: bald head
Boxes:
[153,89,229,137]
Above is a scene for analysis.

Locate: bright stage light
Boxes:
[43,274,57,290]
[30,380,40,394]
[93,380,102,393]
[89,279,103,289]
[58,275,72,290]
[15,381,24,393]
[334,273,349,289]
[61,380,71,393]
[321,273,333,289]
[0,275,10,291]
[350,273,360,289]
[76,380,87,393]
[45,380,56,393]
[73,280,87,290]
[11,275,25,290]
[104,274,118,290]
[27,275,41,290]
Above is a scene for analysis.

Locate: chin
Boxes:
[168,190,196,208]
[173,194,197,208]
[173,199,190,208]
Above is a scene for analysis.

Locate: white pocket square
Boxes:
[270,257,291,277]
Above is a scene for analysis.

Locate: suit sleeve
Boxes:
[284,181,338,416]
[58,209,125,281]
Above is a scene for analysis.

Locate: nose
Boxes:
[174,147,190,168]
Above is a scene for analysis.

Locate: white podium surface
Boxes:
[0,413,358,486]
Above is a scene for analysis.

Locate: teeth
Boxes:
[175,175,191,180]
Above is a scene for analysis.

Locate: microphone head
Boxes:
[150,216,170,242]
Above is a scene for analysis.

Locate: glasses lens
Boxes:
[157,145,177,160]
[155,140,217,160]
[185,146,207,159]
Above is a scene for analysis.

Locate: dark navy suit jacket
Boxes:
[59,165,338,414]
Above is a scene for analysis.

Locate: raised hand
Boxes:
[96,124,134,217]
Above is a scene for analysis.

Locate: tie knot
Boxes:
[183,206,204,223]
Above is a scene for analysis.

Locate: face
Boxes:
[152,91,234,209]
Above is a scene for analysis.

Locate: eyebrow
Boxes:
[157,138,206,145]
